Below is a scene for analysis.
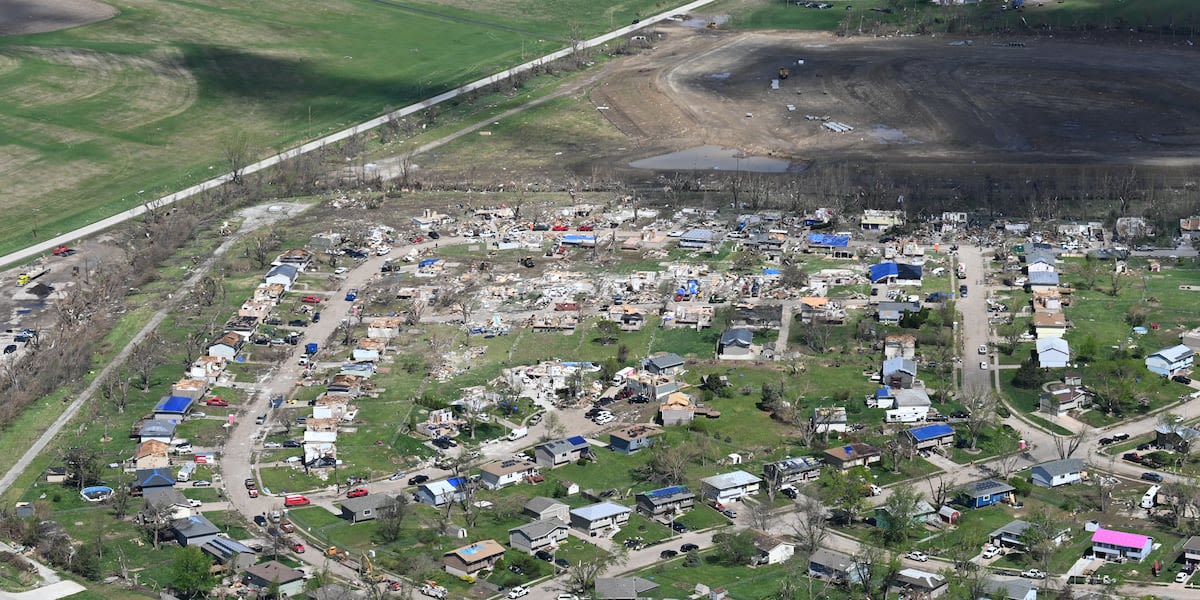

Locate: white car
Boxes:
[556,595,580,600]
[190,412,207,419]
[264,442,283,449]
[594,414,615,425]
[1176,571,1190,583]
[187,499,203,508]
[906,551,929,562]
[981,546,1001,559]
[978,344,988,355]
[376,246,391,256]
[507,586,529,599]
[980,361,988,370]
[334,267,348,275]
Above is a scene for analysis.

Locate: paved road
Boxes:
[0,204,304,495]
[0,0,718,271]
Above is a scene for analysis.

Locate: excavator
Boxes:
[359,552,383,583]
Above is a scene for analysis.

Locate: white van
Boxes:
[176,463,197,482]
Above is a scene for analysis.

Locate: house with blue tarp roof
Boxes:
[807,233,850,248]
[133,468,176,494]
[153,395,194,421]
[870,262,923,284]
[904,423,955,450]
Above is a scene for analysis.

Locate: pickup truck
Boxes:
[1021,569,1046,579]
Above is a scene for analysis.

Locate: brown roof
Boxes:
[356,338,387,351]
[245,560,304,584]
[659,392,694,410]
[823,443,881,462]
[369,316,405,329]
[214,332,241,347]
[1033,310,1067,328]
[444,539,506,563]
[609,424,663,442]
[315,393,352,407]
[480,459,537,477]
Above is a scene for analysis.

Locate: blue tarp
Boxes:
[807,233,850,247]
[870,262,899,283]
[762,268,781,276]
[871,262,922,282]
[418,258,438,268]
[907,423,954,442]
[155,395,193,414]
[687,279,699,295]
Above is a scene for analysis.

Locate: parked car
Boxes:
[670,521,689,533]
[534,550,554,562]
[428,231,441,239]
[408,475,430,486]
[721,508,737,518]
[979,361,988,370]
[192,480,212,487]
[660,550,678,560]
[311,312,321,323]
[1099,437,1114,446]
[248,489,259,498]
[282,440,302,448]
[264,441,282,449]
[554,558,570,569]
[389,470,406,481]
[680,543,699,553]
[978,344,988,355]
[1177,571,1190,583]
[1173,375,1193,385]
[301,295,322,303]
[1142,472,1165,483]
[507,587,528,599]
[981,546,1001,559]
[507,564,524,574]
[245,478,257,489]
[346,487,368,498]
[288,319,308,327]
[205,397,228,407]
[292,543,305,554]
[345,289,359,301]
[781,487,799,500]
[187,499,203,508]
[1021,569,1046,579]
[907,551,929,562]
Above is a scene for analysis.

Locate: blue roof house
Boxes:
[959,479,1016,509]
[133,468,176,493]
[1146,344,1195,377]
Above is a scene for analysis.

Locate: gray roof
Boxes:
[595,577,659,600]
[1026,249,1058,265]
[1028,271,1060,285]
[1151,344,1195,362]
[892,388,932,407]
[143,487,188,510]
[1184,535,1200,552]
[701,470,762,490]
[882,357,917,377]
[139,419,177,437]
[538,437,589,455]
[172,514,220,539]
[201,536,256,559]
[990,519,1032,540]
[1034,458,1083,478]
[571,501,631,522]
[719,328,753,347]
[644,353,685,371]
[1155,423,1200,439]
[265,263,299,280]
[961,479,1015,499]
[877,301,921,314]
[340,494,396,515]
[810,547,855,571]
[984,578,1037,600]
[679,229,716,243]
[524,496,568,515]
[509,518,567,539]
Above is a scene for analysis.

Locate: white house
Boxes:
[812,406,848,433]
[207,332,243,360]
[263,263,300,291]
[415,478,467,507]
[508,518,569,554]
[700,470,762,504]
[1036,338,1070,369]
[751,530,795,565]
[885,388,932,423]
[1031,458,1084,488]
[478,459,539,490]
[570,502,632,537]
[1146,344,1195,377]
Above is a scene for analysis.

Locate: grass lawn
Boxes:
[639,556,804,600]
[258,466,333,496]
[614,513,673,545]
[0,0,684,255]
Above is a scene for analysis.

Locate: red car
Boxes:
[292,543,305,553]
[346,487,369,498]
[410,236,424,244]
[205,397,228,407]
[551,225,569,231]
[301,295,322,304]
[577,225,594,231]
[248,489,259,498]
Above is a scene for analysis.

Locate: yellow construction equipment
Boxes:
[325,546,348,561]
[359,552,383,583]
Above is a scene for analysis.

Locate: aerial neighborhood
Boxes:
[1,2,1200,600]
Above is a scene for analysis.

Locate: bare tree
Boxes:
[138,500,176,551]
[128,334,163,392]
[561,547,628,596]
[925,475,953,509]
[1053,427,1091,459]
[636,444,696,485]
[961,387,998,451]
[745,499,775,532]
[222,130,253,184]
[791,494,830,555]
[375,495,409,543]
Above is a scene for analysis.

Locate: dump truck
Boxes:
[778,67,789,79]
[325,546,348,561]
[16,267,48,287]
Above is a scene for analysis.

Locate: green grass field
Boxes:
[0,0,662,256]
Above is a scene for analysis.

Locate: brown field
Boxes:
[588,27,1200,172]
